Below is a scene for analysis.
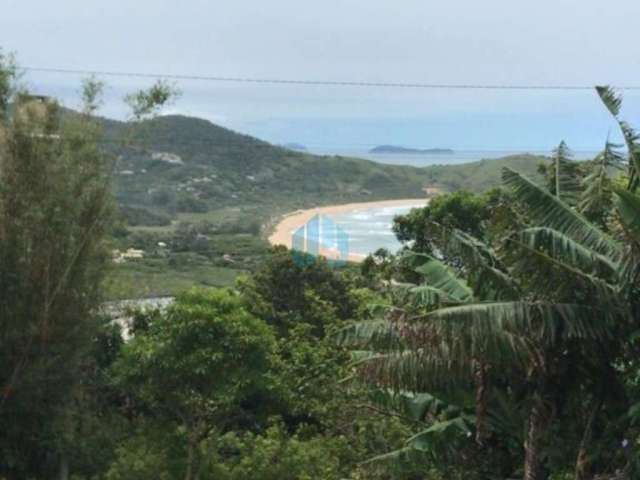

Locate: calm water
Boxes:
[328,204,423,257]
[315,149,599,167]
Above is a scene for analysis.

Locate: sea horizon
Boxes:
[309,148,601,167]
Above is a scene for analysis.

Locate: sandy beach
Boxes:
[269,198,428,262]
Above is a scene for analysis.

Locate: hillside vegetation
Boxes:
[103,114,543,222]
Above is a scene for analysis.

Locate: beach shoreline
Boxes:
[268,198,428,262]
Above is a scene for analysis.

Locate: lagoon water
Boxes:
[327,204,421,257]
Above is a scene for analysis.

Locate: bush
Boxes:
[120,205,172,227]
[205,421,347,480]
[176,195,209,213]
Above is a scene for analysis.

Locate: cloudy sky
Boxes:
[3,0,640,152]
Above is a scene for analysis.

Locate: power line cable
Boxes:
[23,66,640,91]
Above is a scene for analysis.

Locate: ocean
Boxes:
[327,204,420,257]
[312,149,600,167]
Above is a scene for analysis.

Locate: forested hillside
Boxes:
[101,114,543,225]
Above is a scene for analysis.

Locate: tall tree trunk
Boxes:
[184,439,195,480]
[523,396,551,480]
[473,360,489,446]
[575,397,602,480]
[58,453,69,480]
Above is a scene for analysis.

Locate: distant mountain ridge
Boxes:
[370,145,454,154]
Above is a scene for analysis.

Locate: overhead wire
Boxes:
[23,66,640,91]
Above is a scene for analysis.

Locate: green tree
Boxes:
[392,189,503,253]
[537,141,583,205]
[0,52,179,478]
[578,139,626,226]
[238,246,357,336]
[204,421,348,480]
[112,288,277,480]
[0,66,113,478]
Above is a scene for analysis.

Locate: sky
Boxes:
[2,0,640,152]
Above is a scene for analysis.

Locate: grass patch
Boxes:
[104,258,243,300]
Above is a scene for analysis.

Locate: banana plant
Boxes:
[547,140,582,205]
[500,166,640,480]
[579,138,625,224]
[596,85,640,192]
[348,182,639,478]
[343,86,640,479]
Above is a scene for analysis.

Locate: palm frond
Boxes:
[619,121,640,191]
[406,416,474,454]
[355,349,473,392]
[357,301,616,391]
[359,302,615,395]
[509,236,621,305]
[363,416,473,464]
[428,222,497,265]
[596,85,622,117]
[359,303,405,319]
[336,319,398,349]
[516,227,619,279]
[368,388,452,423]
[361,446,414,465]
[408,284,464,307]
[551,141,581,203]
[579,140,625,216]
[471,265,522,302]
[428,223,521,300]
[614,187,640,236]
[390,281,461,307]
[502,167,623,260]
[411,254,474,303]
[595,86,640,190]
[414,301,615,362]
[350,350,379,362]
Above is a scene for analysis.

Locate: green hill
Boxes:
[423,154,547,192]
[102,114,544,223]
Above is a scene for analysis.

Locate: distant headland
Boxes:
[369,145,454,155]
[282,143,308,152]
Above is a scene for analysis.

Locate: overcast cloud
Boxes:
[3,0,640,150]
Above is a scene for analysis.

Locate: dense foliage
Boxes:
[346,87,640,479]
[0,66,114,478]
